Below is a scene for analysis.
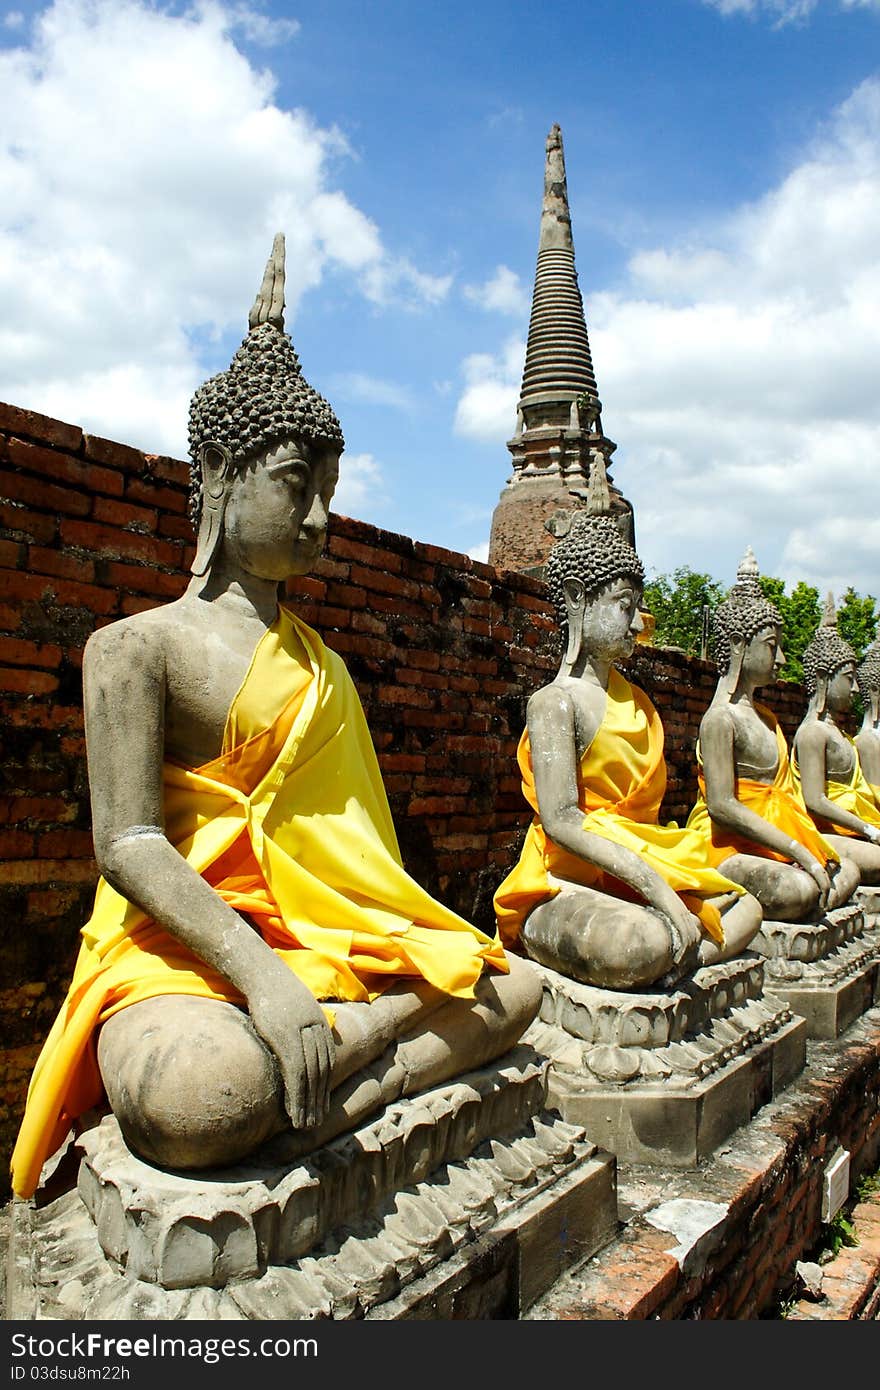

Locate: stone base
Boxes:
[752,902,880,1037]
[523,953,808,1167]
[6,1046,618,1321]
[854,888,880,1002]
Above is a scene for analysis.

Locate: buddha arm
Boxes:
[700,709,825,869]
[527,685,701,944]
[83,620,334,1130]
[796,721,880,841]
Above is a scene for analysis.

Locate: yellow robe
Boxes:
[11,606,507,1200]
[493,669,743,951]
[686,704,837,867]
[793,734,880,837]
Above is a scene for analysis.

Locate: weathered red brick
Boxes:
[0,636,63,668]
[1,470,90,517]
[125,476,188,513]
[82,433,147,473]
[0,501,57,544]
[5,436,123,499]
[93,496,159,531]
[0,859,97,885]
[0,667,58,694]
[27,546,95,583]
[38,829,95,858]
[0,403,83,451]
[59,517,182,567]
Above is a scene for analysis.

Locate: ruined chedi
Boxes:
[487,123,634,577]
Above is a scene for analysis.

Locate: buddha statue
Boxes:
[686,550,858,920]
[854,640,880,795]
[10,236,541,1200]
[492,494,763,992]
[793,595,880,882]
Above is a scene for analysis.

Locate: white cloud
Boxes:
[0,0,443,456]
[701,0,880,23]
[468,540,490,563]
[3,10,25,28]
[464,265,530,317]
[333,451,386,520]
[454,77,880,595]
[453,335,524,441]
[216,1,300,47]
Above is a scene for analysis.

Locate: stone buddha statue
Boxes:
[854,640,880,795]
[793,595,880,882]
[492,500,763,992]
[10,236,541,1200]
[686,550,858,920]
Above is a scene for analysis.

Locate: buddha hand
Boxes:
[246,964,336,1131]
[789,843,832,911]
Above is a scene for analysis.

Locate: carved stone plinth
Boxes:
[751,902,880,1037]
[7,1047,618,1321]
[853,888,880,1002]
[522,954,807,1168]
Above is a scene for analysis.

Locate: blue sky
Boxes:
[2,0,879,598]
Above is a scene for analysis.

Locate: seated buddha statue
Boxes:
[853,640,880,797]
[793,596,880,884]
[492,490,763,992]
[686,550,858,920]
[10,236,541,1200]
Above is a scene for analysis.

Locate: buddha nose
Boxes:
[631,608,645,636]
[302,492,328,538]
[774,644,785,669]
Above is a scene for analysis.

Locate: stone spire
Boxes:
[487,124,634,578]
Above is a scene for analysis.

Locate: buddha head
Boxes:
[545,472,645,674]
[712,548,784,690]
[187,234,345,579]
[857,641,880,723]
[802,594,858,717]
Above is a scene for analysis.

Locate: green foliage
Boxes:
[821,1210,858,1261]
[643,568,878,685]
[642,566,728,658]
[836,586,878,659]
[756,576,821,683]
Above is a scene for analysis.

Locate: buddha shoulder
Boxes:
[526,676,604,756]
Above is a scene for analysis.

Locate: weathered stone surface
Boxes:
[525,954,808,1166]
[752,902,880,1036]
[8,1051,618,1320]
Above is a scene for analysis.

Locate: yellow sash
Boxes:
[493,670,743,951]
[686,705,837,867]
[793,734,880,837]
[11,607,506,1199]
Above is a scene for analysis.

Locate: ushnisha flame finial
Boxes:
[821,591,838,628]
[248,232,286,333]
[586,450,612,517]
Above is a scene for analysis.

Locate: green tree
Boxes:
[836,586,878,659]
[643,566,727,657]
[758,577,820,684]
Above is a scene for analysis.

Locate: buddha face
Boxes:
[826,661,857,715]
[741,623,784,688]
[222,435,340,582]
[580,576,644,664]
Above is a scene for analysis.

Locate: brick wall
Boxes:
[0,399,812,1199]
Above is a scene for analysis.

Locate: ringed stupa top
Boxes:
[488,124,634,577]
[518,122,599,409]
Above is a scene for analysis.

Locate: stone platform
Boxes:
[523,954,807,1167]
[752,901,880,1037]
[6,1046,618,1321]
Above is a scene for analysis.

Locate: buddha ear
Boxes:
[562,577,587,674]
[815,673,828,718]
[727,634,746,688]
[191,443,233,577]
